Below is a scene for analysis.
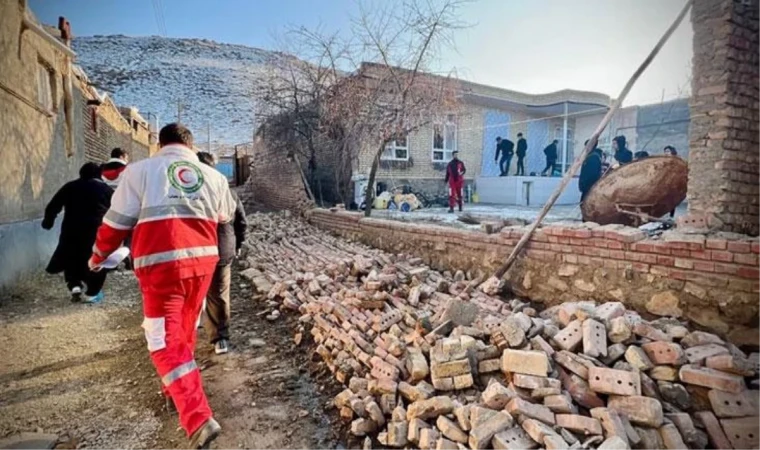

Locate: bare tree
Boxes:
[254,0,467,215]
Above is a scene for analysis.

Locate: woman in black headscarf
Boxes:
[42,162,114,302]
[613,135,633,165]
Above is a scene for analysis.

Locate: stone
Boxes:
[469,411,514,450]
[419,428,440,450]
[543,434,570,450]
[607,396,664,428]
[553,319,584,352]
[407,396,455,420]
[406,347,430,382]
[708,389,759,418]
[558,264,579,277]
[641,341,685,366]
[658,381,692,410]
[574,279,596,293]
[387,421,409,447]
[602,343,627,365]
[608,317,632,344]
[597,436,630,450]
[351,418,377,436]
[678,365,745,393]
[506,398,555,425]
[548,276,569,292]
[649,366,679,381]
[500,317,527,347]
[453,405,471,432]
[686,309,729,335]
[680,331,724,348]
[588,367,642,396]
[583,319,608,358]
[482,380,516,409]
[408,418,430,444]
[441,298,480,327]
[635,427,664,450]
[556,414,603,435]
[437,416,468,444]
[624,346,654,371]
[720,417,760,449]
[502,349,549,376]
[646,291,682,317]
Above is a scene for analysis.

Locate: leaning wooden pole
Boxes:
[487,0,693,283]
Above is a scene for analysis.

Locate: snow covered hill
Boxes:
[73,35,281,146]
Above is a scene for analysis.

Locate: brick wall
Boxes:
[308,209,759,339]
[686,0,759,235]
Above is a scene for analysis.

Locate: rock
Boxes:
[658,381,692,410]
[646,291,682,317]
[574,279,596,293]
[608,317,632,344]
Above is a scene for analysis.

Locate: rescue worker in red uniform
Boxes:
[444,150,466,213]
[89,123,236,449]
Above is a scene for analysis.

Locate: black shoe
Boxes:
[189,418,221,449]
[458,205,463,212]
[448,208,454,214]
[70,286,82,303]
[165,396,178,416]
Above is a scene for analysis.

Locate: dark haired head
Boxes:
[517,133,523,138]
[159,123,194,148]
[79,162,102,180]
[613,135,627,149]
[110,147,128,159]
[197,151,215,167]
[496,136,502,142]
[552,139,558,144]
[664,145,677,155]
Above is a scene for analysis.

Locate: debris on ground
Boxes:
[241,212,760,450]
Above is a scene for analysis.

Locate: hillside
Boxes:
[73,35,280,146]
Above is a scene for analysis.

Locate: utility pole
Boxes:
[177,99,183,124]
[207,123,211,152]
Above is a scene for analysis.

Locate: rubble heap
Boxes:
[240,212,760,450]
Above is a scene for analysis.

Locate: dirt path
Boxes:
[0,266,342,449]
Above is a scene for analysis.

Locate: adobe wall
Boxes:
[686,0,759,235]
[308,209,759,343]
[245,135,313,213]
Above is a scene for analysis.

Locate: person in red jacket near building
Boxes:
[444,150,466,213]
[89,123,235,449]
[101,147,129,188]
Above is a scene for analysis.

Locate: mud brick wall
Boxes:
[686,0,759,235]
[308,209,760,340]
[246,136,313,212]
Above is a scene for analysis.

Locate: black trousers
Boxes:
[204,264,231,343]
[516,156,525,175]
[499,155,513,175]
[542,158,557,175]
[64,265,107,296]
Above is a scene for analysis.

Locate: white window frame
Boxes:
[432,114,457,162]
[381,135,409,161]
[37,59,54,112]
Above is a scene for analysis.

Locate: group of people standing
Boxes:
[42,123,247,448]
[494,135,562,177]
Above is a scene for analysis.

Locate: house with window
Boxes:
[353,73,612,203]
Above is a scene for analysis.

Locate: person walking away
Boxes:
[89,123,235,448]
[196,152,247,355]
[101,147,129,188]
[541,140,559,176]
[515,133,527,176]
[613,135,633,165]
[579,145,604,204]
[43,162,114,303]
[494,136,514,176]
[634,150,650,160]
[664,145,678,217]
[445,150,466,213]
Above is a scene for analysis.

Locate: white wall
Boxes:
[476,176,581,206]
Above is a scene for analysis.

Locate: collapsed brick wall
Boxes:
[246,135,313,212]
[81,94,150,163]
[686,0,759,235]
[308,209,760,342]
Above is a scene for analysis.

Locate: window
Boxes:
[554,126,574,173]
[37,59,55,112]
[432,114,457,162]
[381,136,409,161]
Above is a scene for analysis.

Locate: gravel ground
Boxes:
[0,262,343,449]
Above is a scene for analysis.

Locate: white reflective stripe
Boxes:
[104,210,138,229]
[161,360,198,386]
[138,204,216,222]
[142,317,166,352]
[133,246,218,269]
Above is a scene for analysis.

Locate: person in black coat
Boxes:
[541,140,559,176]
[495,136,514,176]
[42,162,114,302]
[613,135,633,165]
[515,133,527,176]
[197,152,248,354]
[579,143,604,203]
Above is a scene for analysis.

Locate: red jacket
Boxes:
[101,158,127,188]
[445,158,466,184]
[90,145,236,283]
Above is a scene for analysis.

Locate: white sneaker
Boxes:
[70,286,82,302]
[214,340,229,355]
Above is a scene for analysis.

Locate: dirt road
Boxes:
[0,266,343,448]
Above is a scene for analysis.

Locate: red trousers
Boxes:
[448,180,464,209]
[141,274,214,437]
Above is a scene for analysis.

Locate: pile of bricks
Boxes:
[241,212,760,449]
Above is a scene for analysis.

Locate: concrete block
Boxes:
[583,319,608,358]
[608,395,664,428]
[435,437,458,450]
[478,358,501,373]
[679,365,745,393]
[556,414,603,435]
[588,367,642,396]
[502,349,549,376]
[553,319,583,352]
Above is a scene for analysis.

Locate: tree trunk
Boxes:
[363,143,385,217]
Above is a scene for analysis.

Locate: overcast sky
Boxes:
[30,0,693,106]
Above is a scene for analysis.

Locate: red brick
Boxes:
[738,266,760,279]
[714,263,740,275]
[548,236,559,244]
[590,258,605,268]
[625,252,642,262]
[557,236,571,244]
[603,259,619,269]
[564,254,578,264]
[663,241,690,250]
[561,228,577,237]
[609,250,625,260]
[693,260,716,272]
[577,255,591,265]
[607,240,624,250]
[632,262,650,273]
[657,255,675,266]
[678,365,744,393]
[671,248,691,258]
[584,247,601,256]
[690,250,712,260]
[706,238,728,250]
[752,241,759,254]
[573,229,592,238]
[711,250,733,262]
[727,241,751,253]
[734,253,758,265]
[532,232,549,243]
[594,238,609,248]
